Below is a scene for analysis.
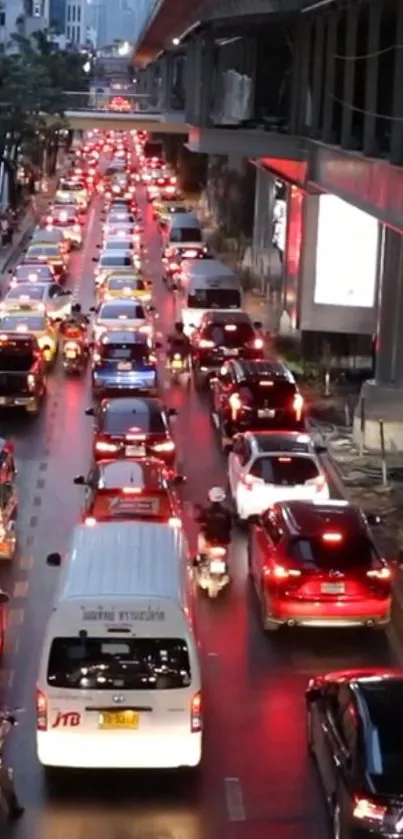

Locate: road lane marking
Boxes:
[8,608,25,627]
[224,777,246,822]
[7,670,14,689]
[19,555,33,571]
[12,580,29,598]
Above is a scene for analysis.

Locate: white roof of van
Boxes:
[169,212,200,228]
[183,259,234,278]
[60,522,186,601]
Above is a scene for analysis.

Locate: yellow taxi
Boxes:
[0,310,58,364]
[97,271,152,305]
[24,243,67,283]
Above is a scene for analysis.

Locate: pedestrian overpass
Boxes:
[60,91,188,134]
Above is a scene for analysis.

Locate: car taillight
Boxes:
[253,337,264,350]
[46,215,53,224]
[168,517,182,528]
[198,339,215,348]
[353,797,387,823]
[85,517,97,526]
[27,374,36,391]
[263,564,301,580]
[210,546,226,557]
[191,691,202,732]
[169,262,178,270]
[229,392,242,420]
[367,567,391,581]
[153,440,175,452]
[241,472,254,489]
[95,441,118,453]
[293,393,304,420]
[36,688,47,731]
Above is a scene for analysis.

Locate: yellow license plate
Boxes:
[98,710,139,730]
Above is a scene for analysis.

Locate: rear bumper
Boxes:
[268,596,391,628]
[92,380,158,398]
[0,394,38,408]
[37,731,202,769]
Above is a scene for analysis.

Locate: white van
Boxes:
[36,521,202,770]
[166,212,203,248]
[180,260,242,334]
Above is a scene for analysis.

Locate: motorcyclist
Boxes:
[0,713,24,819]
[166,321,191,364]
[60,303,89,349]
[195,487,232,559]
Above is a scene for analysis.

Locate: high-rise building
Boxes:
[65,0,86,44]
[91,0,160,49]
[48,0,66,32]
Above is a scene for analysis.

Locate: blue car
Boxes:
[92,330,160,398]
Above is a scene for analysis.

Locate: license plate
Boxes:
[172,359,183,370]
[125,445,145,456]
[65,349,77,359]
[222,347,238,356]
[321,583,345,594]
[118,362,131,370]
[0,397,12,406]
[258,409,276,418]
[210,559,226,574]
[98,710,139,730]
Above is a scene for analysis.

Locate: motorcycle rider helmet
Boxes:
[174,321,184,333]
[71,303,82,315]
[208,486,226,504]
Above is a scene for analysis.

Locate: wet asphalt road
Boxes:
[0,151,402,839]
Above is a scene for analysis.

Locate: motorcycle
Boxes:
[62,339,86,374]
[168,353,190,386]
[192,544,230,598]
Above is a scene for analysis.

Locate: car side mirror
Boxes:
[248,514,261,526]
[315,444,327,454]
[73,475,86,485]
[85,407,94,416]
[367,513,383,526]
[253,320,263,329]
[92,257,98,262]
[168,407,178,416]
[96,244,101,248]
[191,556,198,568]
[89,306,96,313]
[172,474,185,485]
[155,341,162,349]
[148,305,155,312]
[0,590,9,605]
[46,552,61,567]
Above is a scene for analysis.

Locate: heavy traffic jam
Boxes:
[0,129,402,839]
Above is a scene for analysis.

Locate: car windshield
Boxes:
[100,343,153,365]
[105,239,131,250]
[188,289,241,309]
[7,286,45,301]
[100,255,132,267]
[170,227,202,243]
[103,406,165,433]
[249,455,319,484]
[204,321,254,347]
[108,277,144,291]
[99,303,144,319]
[47,637,191,689]
[60,182,85,191]
[0,315,45,331]
[92,490,171,521]
[290,534,376,569]
[15,266,51,280]
[238,380,297,407]
[0,342,35,370]
[361,682,403,786]
[27,246,59,258]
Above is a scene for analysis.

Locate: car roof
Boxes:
[246,431,313,455]
[6,283,48,296]
[99,298,143,309]
[102,396,163,415]
[100,250,132,259]
[201,311,251,325]
[317,668,403,685]
[279,499,365,537]
[97,458,167,489]
[0,331,38,345]
[15,264,52,274]
[231,359,295,383]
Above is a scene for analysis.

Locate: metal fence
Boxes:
[63,91,159,113]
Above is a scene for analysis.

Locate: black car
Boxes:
[87,396,178,470]
[91,330,160,398]
[306,669,403,838]
[0,332,46,414]
[191,311,264,387]
[210,359,305,444]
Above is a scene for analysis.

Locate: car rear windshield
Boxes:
[16,266,51,280]
[188,289,241,309]
[100,344,153,364]
[239,379,297,407]
[103,406,165,434]
[204,322,253,346]
[0,345,35,370]
[290,534,377,569]
[60,182,84,191]
[100,256,132,267]
[0,315,45,331]
[250,455,319,484]
[170,227,202,243]
[100,303,144,319]
[361,682,403,783]
[47,637,191,689]
[109,277,144,291]
[8,286,44,300]
[105,239,132,250]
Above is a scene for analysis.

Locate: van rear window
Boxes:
[47,637,191,689]
[170,227,202,243]
[188,289,241,309]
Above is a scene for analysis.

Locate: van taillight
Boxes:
[36,688,47,731]
[191,691,202,732]
[293,393,304,421]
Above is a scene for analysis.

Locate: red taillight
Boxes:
[198,339,215,348]
[169,262,178,270]
[353,797,387,823]
[263,564,301,580]
[253,337,264,350]
[229,392,242,420]
[36,688,47,731]
[367,567,391,582]
[191,691,202,732]
[293,393,304,420]
[153,440,175,453]
[85,516,97,526]
[95,441,118,453]
[46,215,53,224]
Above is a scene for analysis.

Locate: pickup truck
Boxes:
[0,332,46,413]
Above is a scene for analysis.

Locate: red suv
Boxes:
[248,499,391,632]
